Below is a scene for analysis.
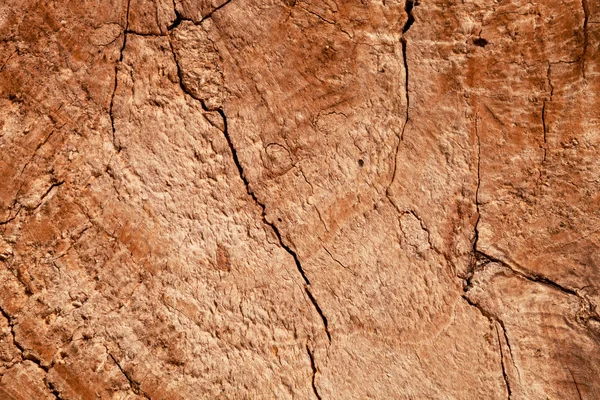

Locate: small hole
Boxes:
[358,159,364,167]
[473,38,488,47]
[277,217,282,222]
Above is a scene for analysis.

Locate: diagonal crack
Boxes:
[108,352,151,399]
[568,367,584,400]
[166,34,331,342]
[217,108,332,342]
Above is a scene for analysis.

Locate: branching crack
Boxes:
[167,36,331,342]
[168,0,234,30]
[306,345,322,400]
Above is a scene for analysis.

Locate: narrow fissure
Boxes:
[167,39,331,342]
[168,0,234,31]
[217,108,332,342]
[400,0,416,139]
[108,353,151,399]
[386,0,417,194]
[580,0,589,78]
[541,101,547,167]
[109,0,132,152]
[568,368,584,400]
[495,324,513,399]
[460,296,514,399]
[306,346,322,400]
[46,381,63,400]
[473,112,482,253]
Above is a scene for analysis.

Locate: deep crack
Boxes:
[473,112,482,253]
[168,0,234,30]
[109,0,132,152]
[306,345,322,400]
[386,0,417,195]
[218,108,332,342]
[495,323,513,399]
[167,35,331,342]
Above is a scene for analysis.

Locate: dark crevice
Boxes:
[581,0,589,78]
[470,250,580,297]
[46,381,64,400]
[402,0,416,34]
[108,353,151,399]
[473,37,488,47]
[167,38,331,342]
[109,0,131,152]
[460,296,515,399]
[306,346,322,400]
[218,108,331,342]
[202,0,234,21]
[473,112,482,254]
[0,207,21,227]
[495,324,513,399]
[386,0,417,196]
[32,181,64,211]
[168,8,183,30]
[540,100,547,172]
[168,0,233,31]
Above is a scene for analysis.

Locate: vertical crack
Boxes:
[166,36,331,342]
[460,296,515,399]
[580,0,589,78]
[539,100,547,180]
[400,0,416,141]
[306,345,322,400]
[473,112,482,252]
[0,306,62,399]
[495,323,513,399]
[109,0,132,152]
[387,0,417,195]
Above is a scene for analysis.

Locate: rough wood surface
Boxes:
[0,0,599,398]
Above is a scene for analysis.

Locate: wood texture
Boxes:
[0,0,599,398]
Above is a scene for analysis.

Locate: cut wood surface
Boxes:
[0,0,599,398]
